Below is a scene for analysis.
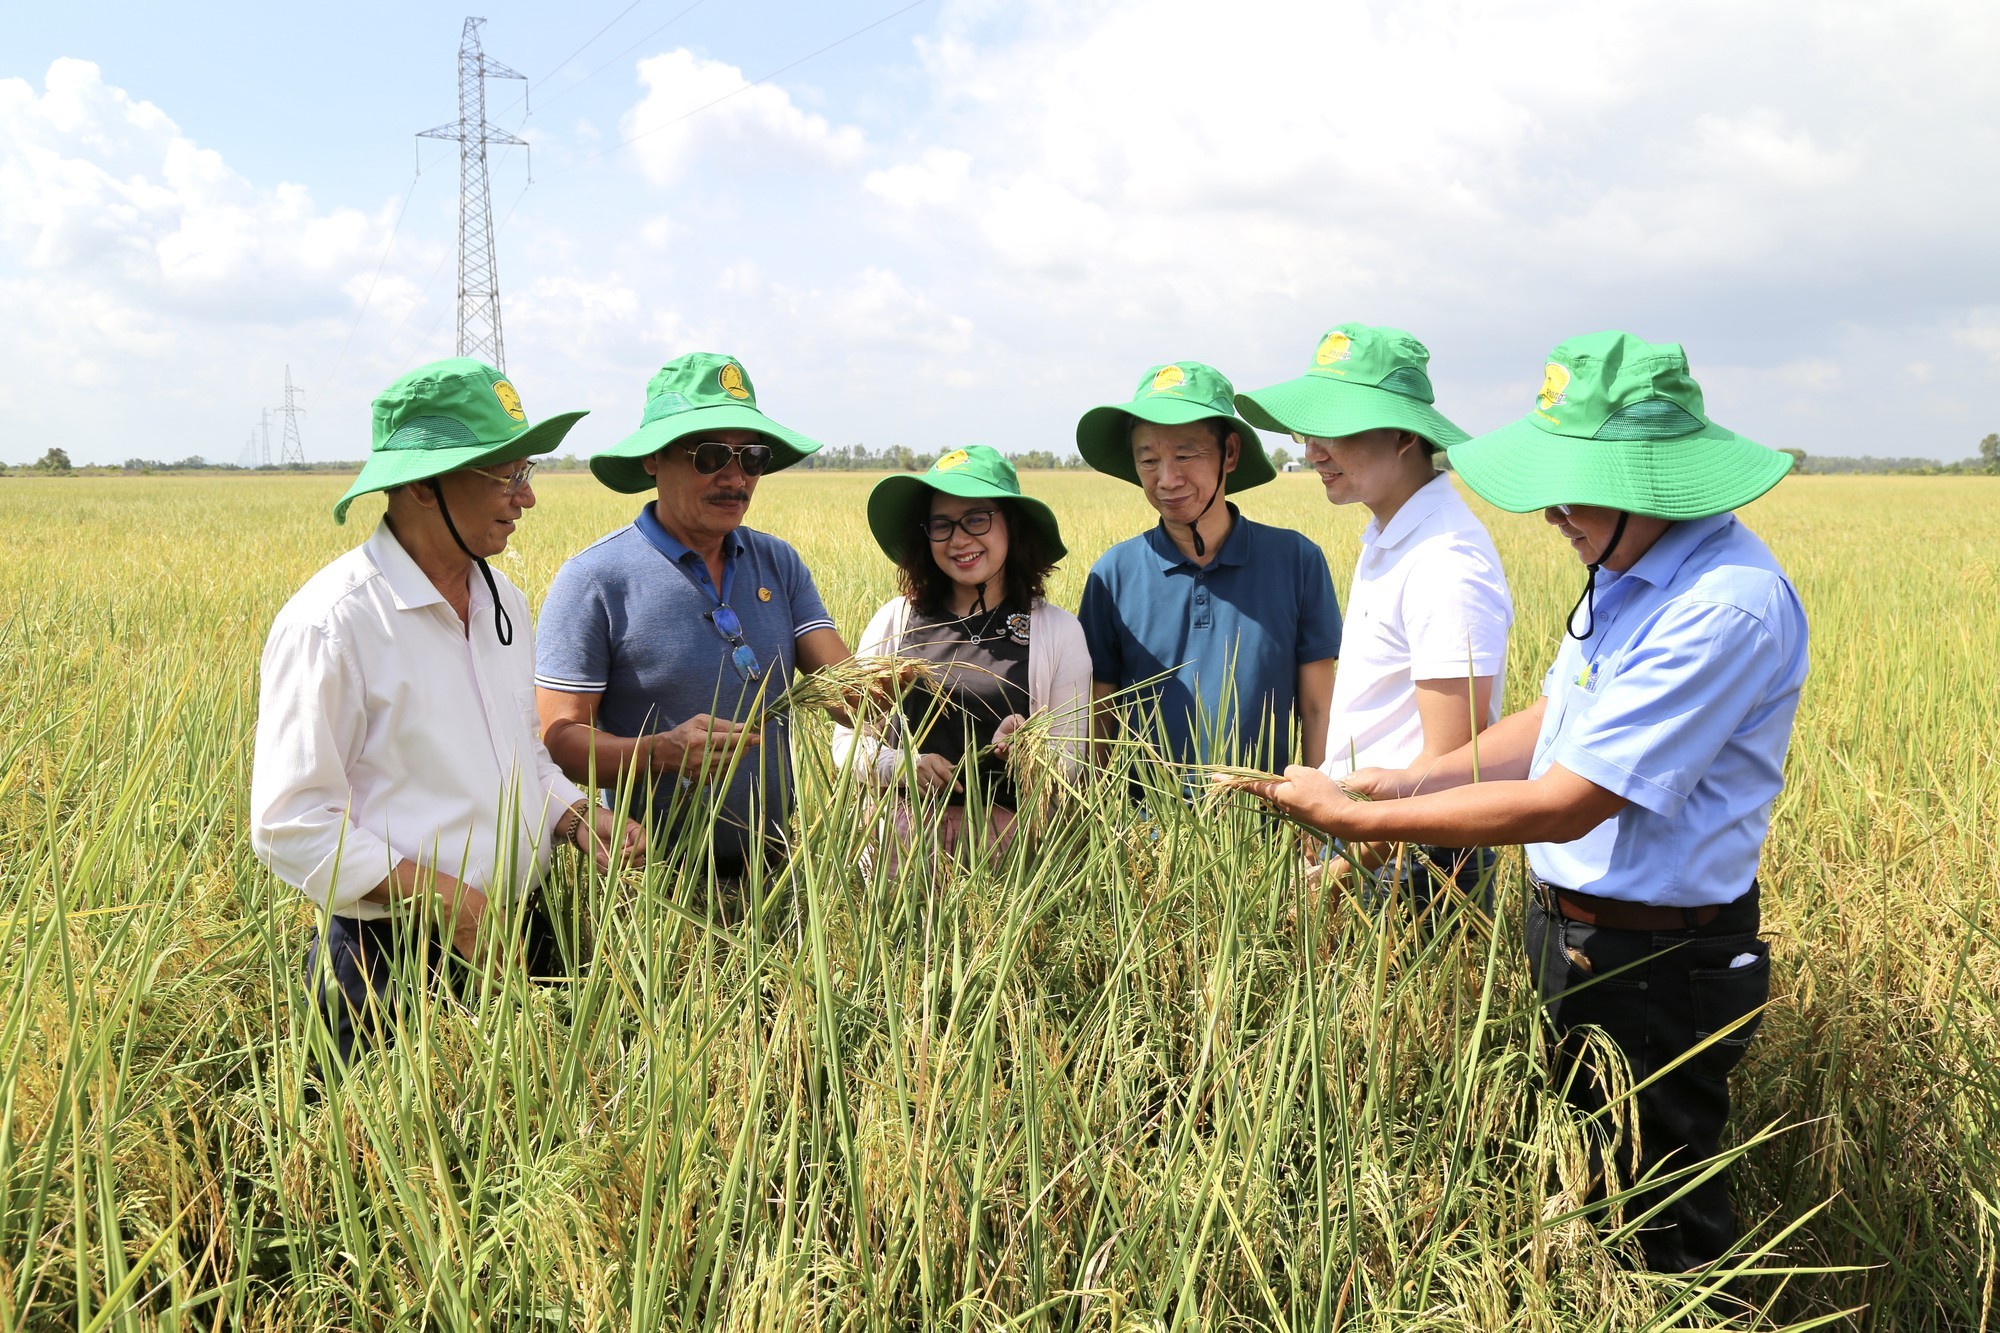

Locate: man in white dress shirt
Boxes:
[1238,324,1513,912]
[252,358,644,1060]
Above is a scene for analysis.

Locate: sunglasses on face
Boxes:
[921,508,998,543]
[678,441,774,476]
[704,604,764,683]
[468,460,537,495]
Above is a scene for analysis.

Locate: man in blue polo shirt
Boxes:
[1240,332,1806,1273]
[1075,360,1340,775]
[536,353,850,881]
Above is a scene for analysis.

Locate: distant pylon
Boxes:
[279,365,307,465]
[418,17,528,372]
[260,409,273,468]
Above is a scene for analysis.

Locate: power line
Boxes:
[521,0,708,121]
[319,166,425,405]
[489,0,653,119]
[552,0,930,177]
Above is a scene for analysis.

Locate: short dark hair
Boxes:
[894,497,1056,615]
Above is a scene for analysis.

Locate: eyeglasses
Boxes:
[704,604,764,682]
[468,460,537,495]
[679,441,774,476]
[920,508,998,542]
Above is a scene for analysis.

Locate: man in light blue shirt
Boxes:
[1241,332,1806,1274]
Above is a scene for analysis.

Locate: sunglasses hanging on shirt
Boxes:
[704,604,764,682]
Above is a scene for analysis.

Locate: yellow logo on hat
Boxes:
[1314,333,1353,366]
[1537,363,1571,412]
[493,380,526,422]
[718,363,750,400]
[1149,365,1187,394]
[936,449,971,471]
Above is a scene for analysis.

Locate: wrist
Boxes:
[555,800,589,848]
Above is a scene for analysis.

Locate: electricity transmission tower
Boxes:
[278,365,307,465]
[418,17,527,372]
[260,409,273,468]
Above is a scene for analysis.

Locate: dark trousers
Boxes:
[1524,883,1770,1272]
[1350,843,1497,920]
[304,898,559,1064]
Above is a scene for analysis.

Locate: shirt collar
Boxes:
[1143,502,1251,570]
[1363,471,1453,552]
[1616,512,1735,591]
[634,502,746,564]
[365,517,449,611]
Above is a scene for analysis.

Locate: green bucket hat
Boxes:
[590,352,823,493]
[333,358,585,523]
[1075,361,1275,491]
[1447,331,1793,519]
[1235,323,1469,447]
[866,445,1067,566]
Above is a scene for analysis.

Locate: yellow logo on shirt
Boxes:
[1575,659,1602,691]
[757,586,772,602]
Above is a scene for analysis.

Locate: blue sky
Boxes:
[4,0,1998,465]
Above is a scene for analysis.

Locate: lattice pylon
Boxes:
[418,17,528,372]
[278,365,307,465]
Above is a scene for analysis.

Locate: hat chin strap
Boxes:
[1164,475,1227,559]
[1565,510,1630,642]
[427,480,513,647]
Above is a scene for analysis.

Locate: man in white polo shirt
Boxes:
[252,358,645,1062]
[1238,324,1512,911]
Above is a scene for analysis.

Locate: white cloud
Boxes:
[622,49,866,185]
[0,59,430,462]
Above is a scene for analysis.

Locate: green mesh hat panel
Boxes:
[381,416,480,449]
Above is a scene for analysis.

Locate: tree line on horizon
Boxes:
[9,435,2000,478]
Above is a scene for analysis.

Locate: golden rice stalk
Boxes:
[763,654,941,719]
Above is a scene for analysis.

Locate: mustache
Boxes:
[706,489,752,503]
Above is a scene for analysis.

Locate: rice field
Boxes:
[0,470,1995,1330]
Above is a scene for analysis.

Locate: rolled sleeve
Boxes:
[249,620,396,914]
[1552,600,1781,820]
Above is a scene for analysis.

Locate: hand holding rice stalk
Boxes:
[1200,762,1373,817]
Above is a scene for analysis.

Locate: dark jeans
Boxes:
[1524,883,1770,1272]
[304,897,560,1064]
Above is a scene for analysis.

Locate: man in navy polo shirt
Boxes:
[536,353,850,881]
[1075,360,1340,775]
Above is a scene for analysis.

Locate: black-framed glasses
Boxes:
[680,441,774,476]
[467,460,537,495]
[704,604,764,682]
[920,508,998,543]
